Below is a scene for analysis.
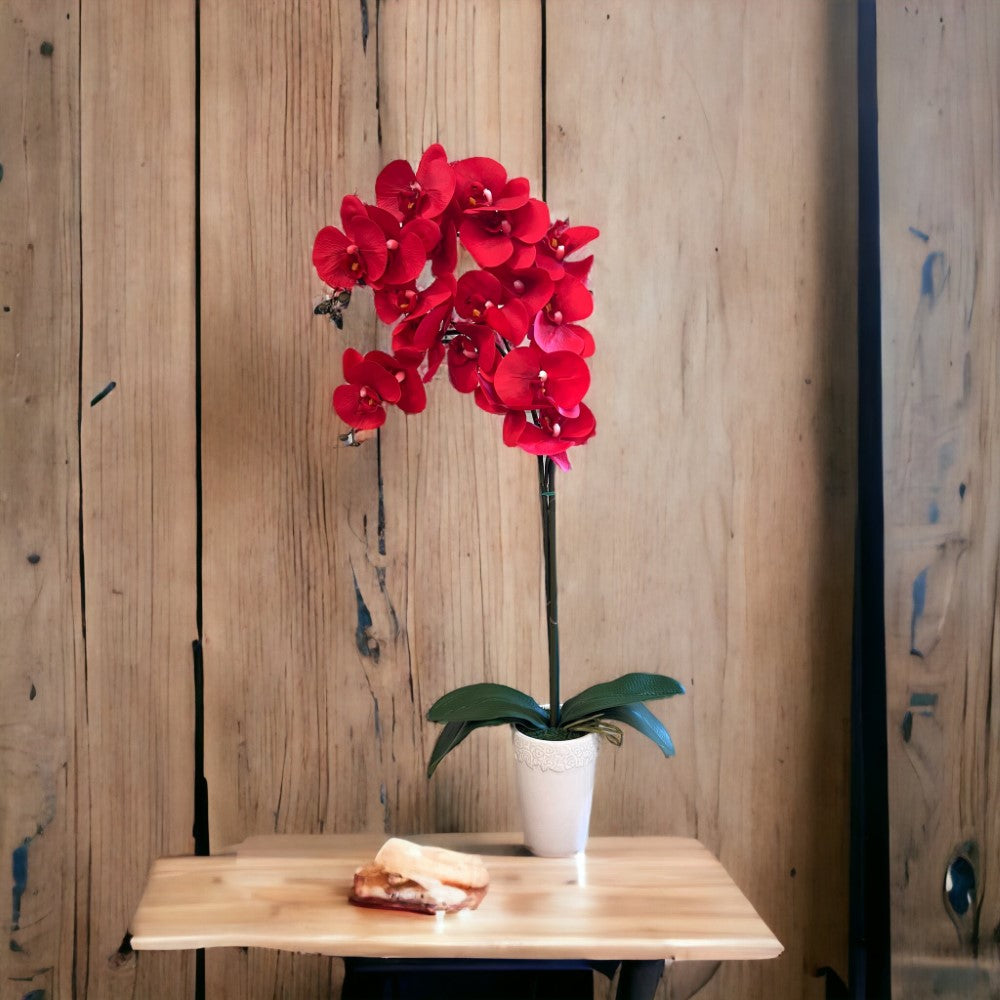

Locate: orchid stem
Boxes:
[538,455,559,728]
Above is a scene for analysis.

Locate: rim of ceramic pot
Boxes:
[511,723,600,771]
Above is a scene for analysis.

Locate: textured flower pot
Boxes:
[511,725,600,857]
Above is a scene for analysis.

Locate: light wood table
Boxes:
[131,833,781,996]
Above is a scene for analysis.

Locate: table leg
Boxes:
[615,959,668,1000]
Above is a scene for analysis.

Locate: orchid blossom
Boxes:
[313,147,684,772]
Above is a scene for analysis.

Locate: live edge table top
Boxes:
[130,833,782,963]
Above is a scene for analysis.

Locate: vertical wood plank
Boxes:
[375,0,545,836]
[0,4,81,998]
[546,3,857,998]
[199,1,379,995]
[878,2,1000,995]
[79,1,197,996]
[200,0,380,853]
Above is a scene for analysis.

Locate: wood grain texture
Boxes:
[878,2,1000,994]
[546,3,857,998]
[200,4,543,995]
[198,2,381,996]
[375,0,545,835]
[2,2,869,997]
[200,0,379,851]
[79,0,197,996]
[131,834,782,961]
[0,3,81,997]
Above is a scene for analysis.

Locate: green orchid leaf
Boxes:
[427,721,485,778]
[560,672,685,724]
[426,716,536,778]
[600,703,676,757]
[426,683,547,726]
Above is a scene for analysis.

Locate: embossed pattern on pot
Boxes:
[511,730,600,773]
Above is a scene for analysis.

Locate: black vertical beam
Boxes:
[850,2,891,997]
[540,0,547,201]
[192,3,207,999]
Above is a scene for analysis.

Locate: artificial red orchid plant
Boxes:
[313,145,683,778]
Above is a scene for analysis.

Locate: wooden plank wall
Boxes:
[2,1,198,999]
[198,2,381,995]
[547,4,857,997]
[1,2,861,998]
[1,4,81,998]
[77,0,198,995]
[879,2,1000,997]
[199,2,546,993]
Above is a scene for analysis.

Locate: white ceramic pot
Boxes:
[511,724,600,857]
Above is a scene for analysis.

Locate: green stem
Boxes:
[537,456,559,727]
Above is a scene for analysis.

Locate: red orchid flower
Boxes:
[531,275,595,357]
[431,218,458,278]
[493,343,590,416]
[490,265,555,316]
[460,200,550,269]
[561,254,595,283]
[360,203,436,289]
[376,144,457,222]
[315,146,599,463]
[453,157,529,212]
[454,270,531,344]
[421,339,447,384]
[333,348,402,429]
[470,350,506,415]
[374,274,455,326]
[452,157,550,268]
[447,323,498,394]
[404,216,442,255]
[313,196,389,289]
[473,386,504,416]
[391,300,454,363]
[502,403,596,471]
[534,219,600,281]
[366,351,426,414]
[373,281,419,325]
